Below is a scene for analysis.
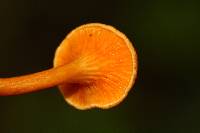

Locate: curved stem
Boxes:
[0,61,81,96]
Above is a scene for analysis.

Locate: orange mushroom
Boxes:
[0,23,137,110]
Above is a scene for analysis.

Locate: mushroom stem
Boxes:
[0,60,81,96]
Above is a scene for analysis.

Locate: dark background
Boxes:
[0,0,199,132]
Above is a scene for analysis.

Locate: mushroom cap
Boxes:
[54,23,137,110]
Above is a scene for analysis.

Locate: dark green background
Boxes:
[0,0,199,132]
